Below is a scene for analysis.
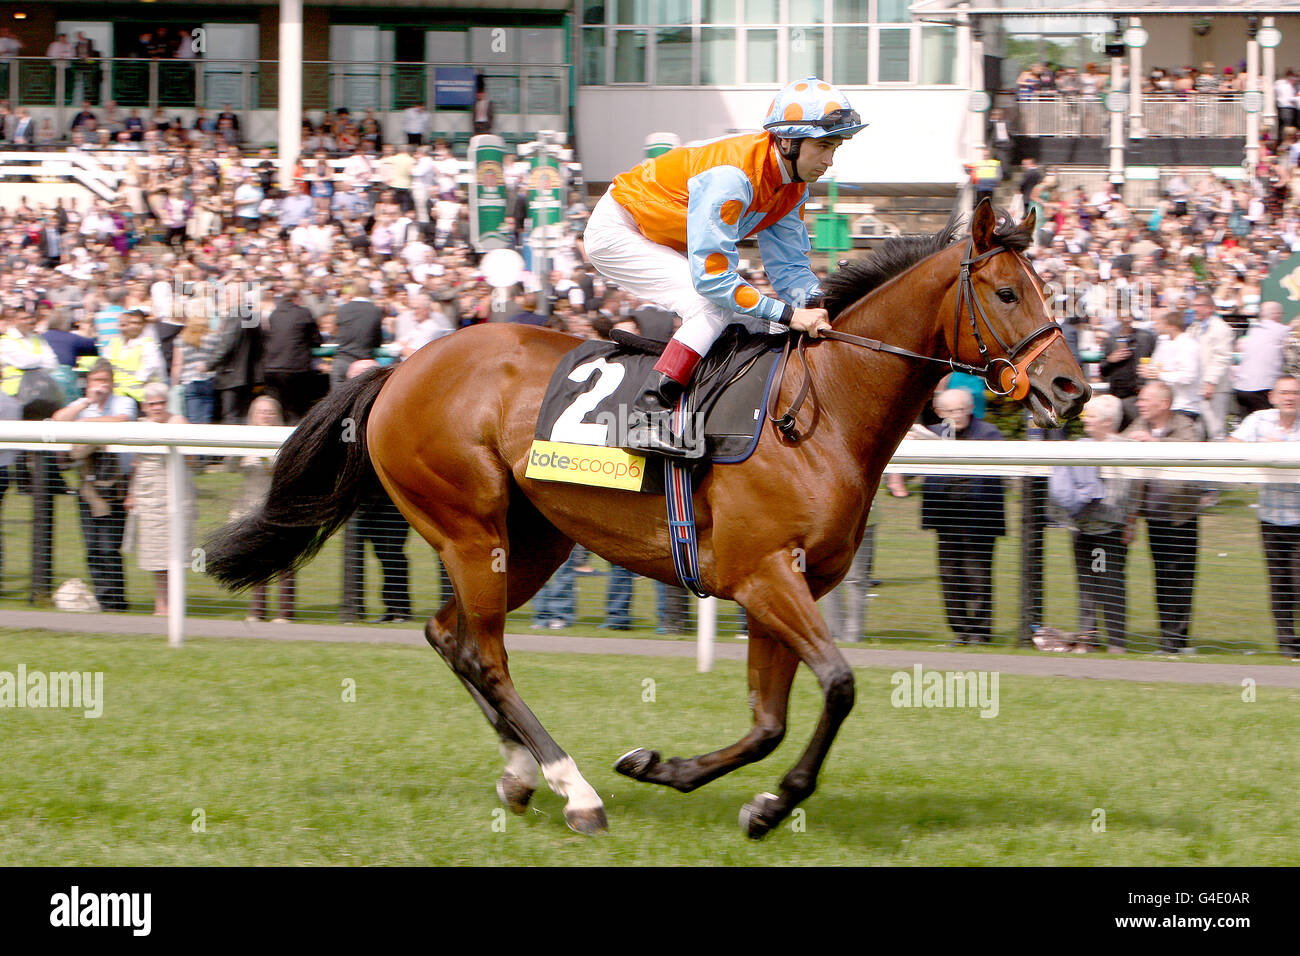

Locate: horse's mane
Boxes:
[819,209,1030,320]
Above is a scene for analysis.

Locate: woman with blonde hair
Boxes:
[234,395,296,622]
[171,301,222,425]
[125,382,195,616]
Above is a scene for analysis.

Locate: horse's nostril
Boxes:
[1045,374,1086,403]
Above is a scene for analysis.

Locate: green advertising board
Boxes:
[812,178,850,255]
[468,134,510,252]
[528,149,564,232]
[1263,251,1300,323]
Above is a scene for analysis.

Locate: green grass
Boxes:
[0,467,1289,658]
[1,630,1296,866]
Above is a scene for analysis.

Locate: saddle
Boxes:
[531,325,786,494]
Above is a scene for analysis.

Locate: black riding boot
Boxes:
[624,370,705,459]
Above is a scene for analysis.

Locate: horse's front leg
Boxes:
[614,621,799,792]
[731,563,855,839]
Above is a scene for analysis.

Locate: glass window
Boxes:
[425,30,466,64]
[789,0,826,25]
[583,0,607,26]
[656,27,693,84]
[789,26,824,81]
[832,25,870,85]
[702,0,737,25]
[655,0,693,25]
[484,75,520,113]
[746,28,778,83]
[614,29,649,82]
[876,0,910,23]
[744,0,778,24]
[616,0,651,25]
[832,0,870,23]
[519,28,564,65]
[920,25,956,85]
[581,28,607,84]
[877,28,910,82]
[701,27,737,84]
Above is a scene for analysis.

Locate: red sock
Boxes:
[654,339,702,386]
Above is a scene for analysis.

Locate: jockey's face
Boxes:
[790,136,845,183]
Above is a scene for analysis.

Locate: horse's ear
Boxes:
[1017,206,1038,241]
[971,198,997,252]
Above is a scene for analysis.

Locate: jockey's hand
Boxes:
[791,307,832,338]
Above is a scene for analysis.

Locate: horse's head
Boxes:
[949,199,1091,427]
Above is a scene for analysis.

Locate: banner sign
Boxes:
[527,149,564,232]
[525,440,646,492]
[434,67,477,108]
[468,134,510,252]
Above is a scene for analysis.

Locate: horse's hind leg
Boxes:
[423,513,575,818]
[415,496,604,832]
[615,621,799,792]
[425,604,539,815]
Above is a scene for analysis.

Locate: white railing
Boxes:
[3,422,1299,659]
[1016,92,1246,138]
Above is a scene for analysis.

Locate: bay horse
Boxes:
[206,200,1090,838]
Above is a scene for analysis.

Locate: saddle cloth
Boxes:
[531,326,785,493]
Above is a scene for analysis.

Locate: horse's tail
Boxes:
[205,366,395,591]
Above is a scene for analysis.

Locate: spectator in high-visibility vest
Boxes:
[103,309,166,407]
[964,146,1002,207]
[0,307,59,398]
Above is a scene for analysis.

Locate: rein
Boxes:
[768,239,1063,440]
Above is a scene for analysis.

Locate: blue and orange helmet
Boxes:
[763,77,868,140]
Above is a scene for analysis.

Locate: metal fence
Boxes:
[1016,92,1245,138]
[3,423,1299,661]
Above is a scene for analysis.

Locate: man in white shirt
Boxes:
[233,175,263,229]
[46,33,73,61]
[1187,291,1236,440]
[1141,309,1202,425]
[1276,70,1297,142]
[402,103,429,146]
[342,146,375,194]
[1229,374,1300,658]
[1234,301,1292,415]
[411,146,435,226]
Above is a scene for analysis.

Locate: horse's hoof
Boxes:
[496,772,534,815]
[739,792,781,840]
[614,748,659,780]
[564,805,609,836]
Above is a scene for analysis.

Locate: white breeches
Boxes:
[583,189,779,356]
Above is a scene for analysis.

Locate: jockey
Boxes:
[583,77,867,458]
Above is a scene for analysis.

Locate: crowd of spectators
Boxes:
[2,100,1300,649]
[1015,60,1259,98]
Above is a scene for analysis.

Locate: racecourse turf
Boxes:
[1,630,1295,866]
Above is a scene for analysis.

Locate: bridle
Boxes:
[768,238,1064,438]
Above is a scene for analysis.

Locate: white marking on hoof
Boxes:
[499,740,539,789]
[542,756,603,812]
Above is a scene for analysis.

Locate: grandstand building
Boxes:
[2,2,1300,211]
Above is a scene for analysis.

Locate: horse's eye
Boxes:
[997,288,1018,304]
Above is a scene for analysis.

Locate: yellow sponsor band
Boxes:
[525,440,646,491]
